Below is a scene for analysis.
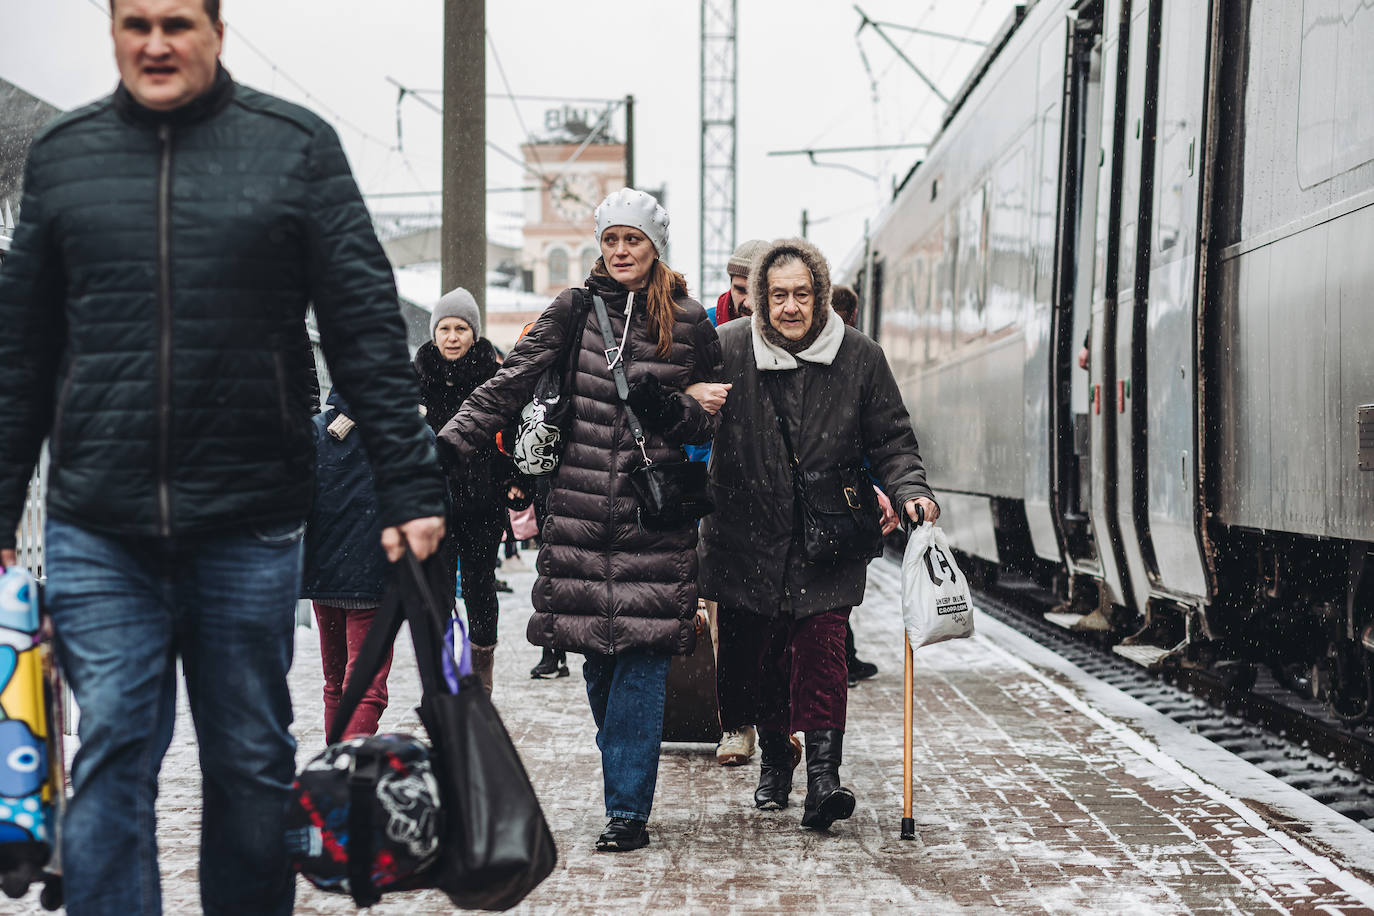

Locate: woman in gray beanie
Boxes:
[438,188,726,852]
[413,287,529,693]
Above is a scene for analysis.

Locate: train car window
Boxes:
[1116,3,1150,295]
[1152,4,1204,264]
[937,212,957,356]
[956,184,988,340]
[989,144,1029,331]
[884,262,911,374]
[913,252,931,365]
[1297,0,1374,188]
[1032,108,1062,313]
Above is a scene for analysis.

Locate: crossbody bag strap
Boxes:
[558,289,591,386]
[762,372,800,484]
[590,293,652,466]
[763,373,806,539]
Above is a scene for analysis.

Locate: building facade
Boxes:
[520,108,628,297]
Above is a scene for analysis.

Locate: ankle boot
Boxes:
[530,647,569,679]
[470,643,496,694]
[800,729,855,830]
[753,730,796,810]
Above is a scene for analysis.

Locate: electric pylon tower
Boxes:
[699,0,737,299]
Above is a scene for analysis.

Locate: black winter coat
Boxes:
[0,68,445,544]
[700,318,936,618]
[440,275,722,656]
[413,338,521,532]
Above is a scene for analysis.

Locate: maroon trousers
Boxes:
[716,606,851,734]
[313,602,394,739]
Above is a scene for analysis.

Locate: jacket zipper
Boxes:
[156,124,174,537]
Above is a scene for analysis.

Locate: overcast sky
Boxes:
[0,0,1017,296]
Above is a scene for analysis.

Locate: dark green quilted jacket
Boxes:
[0,68,446,545]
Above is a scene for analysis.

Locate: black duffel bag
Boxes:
[290,552,557,910]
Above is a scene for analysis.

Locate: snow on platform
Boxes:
[13,553,1374,914]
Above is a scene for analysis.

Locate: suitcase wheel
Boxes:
[2,872,31,899]
[40,874,63,911]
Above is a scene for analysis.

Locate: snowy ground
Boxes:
[12,553,1374,914]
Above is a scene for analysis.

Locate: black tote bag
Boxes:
[323,553,557,910]
[400,554,557,910]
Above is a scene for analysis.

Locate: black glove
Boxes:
[625,373,687,435]
[433,435,465,478]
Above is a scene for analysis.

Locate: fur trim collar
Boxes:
[752,306,844,370]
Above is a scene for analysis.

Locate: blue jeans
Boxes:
[582,650,671,822]
[44,517,304,916]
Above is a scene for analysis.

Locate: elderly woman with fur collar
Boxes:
[700,238,939,833]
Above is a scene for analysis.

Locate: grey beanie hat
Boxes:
[431,286,481,340]
[726,238,769,278]
[593,187,669,257]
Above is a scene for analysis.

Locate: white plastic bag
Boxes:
[901,522,974,649]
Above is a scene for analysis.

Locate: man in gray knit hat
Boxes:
[710,238,768,326]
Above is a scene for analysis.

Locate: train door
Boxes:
[1112,0,1163,614]
[1137,0,1216,602]
[1023,23,1067,565]
[1083,0,1145,614]
[1050,2,1108,583]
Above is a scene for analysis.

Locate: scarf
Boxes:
[751,306,844,370]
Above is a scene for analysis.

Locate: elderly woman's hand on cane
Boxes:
[905,497,940,526]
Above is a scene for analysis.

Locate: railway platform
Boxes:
[15,557,1374,915]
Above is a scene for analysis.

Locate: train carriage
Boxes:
[844,0,1374,721]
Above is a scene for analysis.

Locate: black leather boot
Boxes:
[530,648,569,679]
[754,730,796,810]
[800,729,856,830]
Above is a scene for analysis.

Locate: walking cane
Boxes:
[901,632,915,840]
[900,502,924,841]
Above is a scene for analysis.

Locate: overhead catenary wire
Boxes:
[391,70,610,219]
[485,30,552,210]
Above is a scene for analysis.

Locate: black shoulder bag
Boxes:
[590,293,713,531]
[764,374,883,565]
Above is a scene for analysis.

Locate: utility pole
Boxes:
[801,209,809,239]
[624,94,635,189]
[700,0,738,299]
[443,0,486,324]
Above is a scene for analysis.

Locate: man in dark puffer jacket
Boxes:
[0,3,446,914]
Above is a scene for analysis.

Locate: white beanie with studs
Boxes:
[593,187,669,258]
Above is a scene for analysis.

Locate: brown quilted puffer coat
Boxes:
[439,273,722,656]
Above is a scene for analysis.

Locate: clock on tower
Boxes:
[548,174,602,223]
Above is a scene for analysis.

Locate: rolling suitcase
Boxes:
[0,566,66,910]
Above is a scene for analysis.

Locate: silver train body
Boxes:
[844,0,1374,718]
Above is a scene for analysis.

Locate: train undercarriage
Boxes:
[986,526,1374,727]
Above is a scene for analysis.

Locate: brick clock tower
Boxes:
[521,107,628,297]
